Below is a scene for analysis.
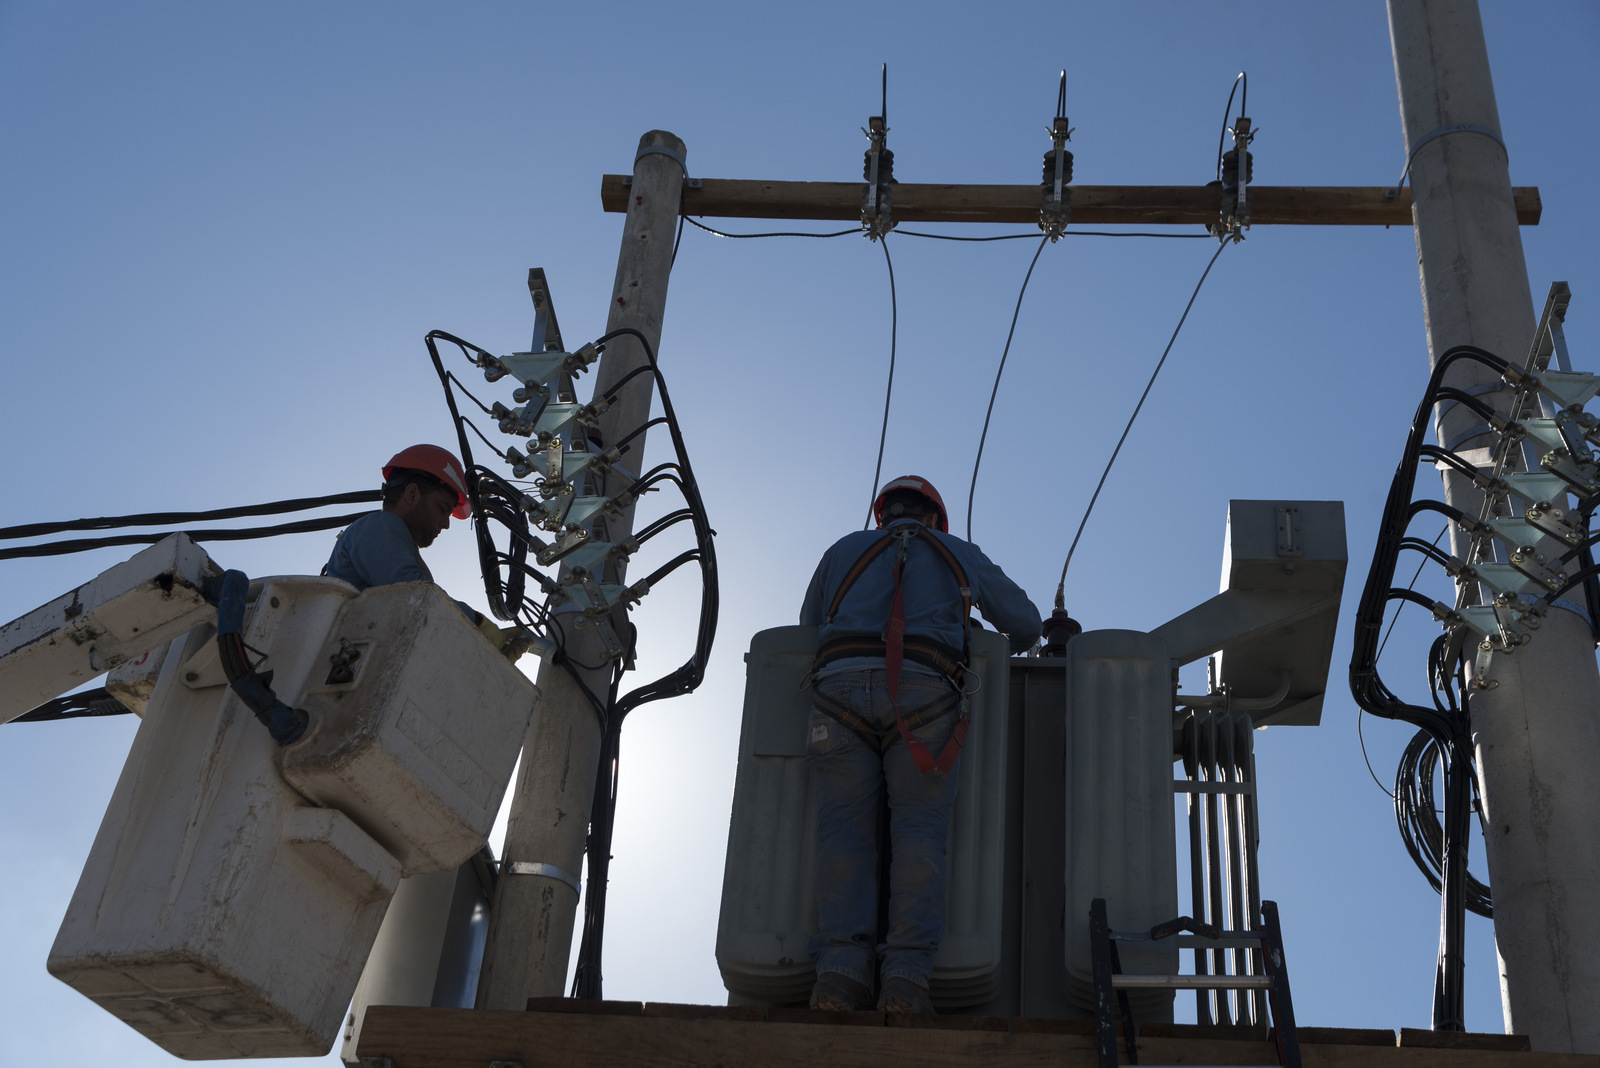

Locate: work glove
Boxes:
[478,618,548,661]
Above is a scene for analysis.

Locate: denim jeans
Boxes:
[806,668,962,991]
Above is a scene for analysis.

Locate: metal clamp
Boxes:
[624,145,702,189]
[503,860,582,895]
[1387,122,1508,196]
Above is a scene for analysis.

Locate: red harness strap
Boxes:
[886,549,967,773]
[823,523,972,776]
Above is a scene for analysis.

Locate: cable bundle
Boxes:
[1349,326,1600,1027]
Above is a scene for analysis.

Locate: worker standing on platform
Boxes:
[800,475,1041,1014]
[325,444,528,654]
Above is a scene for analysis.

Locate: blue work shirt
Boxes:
[324,511,482,624]
[324,511,434,590]
[800,519,1042,659]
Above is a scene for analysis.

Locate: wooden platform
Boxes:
[355,1001,1600,1068]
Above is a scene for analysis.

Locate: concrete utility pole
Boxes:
[477,130,685,1009]
[1389,0,1600,1050]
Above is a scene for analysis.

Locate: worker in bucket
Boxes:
[800,475,1041,1014]
[325,444,534,657]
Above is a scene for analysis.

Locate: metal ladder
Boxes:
[1088,897,1301,1068]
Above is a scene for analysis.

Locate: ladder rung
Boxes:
[1174,935,1264,949]
[1111,974,1273,990]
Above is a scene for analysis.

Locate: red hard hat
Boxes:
[383,444,472,520]
[873,475,948,533]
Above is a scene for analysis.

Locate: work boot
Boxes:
[810,971,874,1012]
[876,976,935,1015]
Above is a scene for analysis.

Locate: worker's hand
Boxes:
[479,618,548,661]
[499,627,547,662]
[478,617,512,649]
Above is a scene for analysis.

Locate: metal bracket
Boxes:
[527,268,564,353]
[1275,506,1302,558]
[621,144,702,191]
[504,860,582,895]
[1387,122,1508,196]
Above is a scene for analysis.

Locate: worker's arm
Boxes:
[335,512,434,588]
[963,544,1042,654]
[798,552,833,626]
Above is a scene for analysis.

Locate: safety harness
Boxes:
[812,523,972,775]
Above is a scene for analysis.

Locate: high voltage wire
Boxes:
[967,235,1051,540]
[1054,239,1231,609]
[865,237,898,527]
[676,212,1233,541]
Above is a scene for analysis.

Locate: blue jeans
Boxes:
[806,668,962,991]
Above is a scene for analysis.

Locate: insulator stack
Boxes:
[1041,146,1075,187]
[1220,146,1253,194]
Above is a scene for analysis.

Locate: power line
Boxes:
[967,235,1051,540]
[682,217,858,240]
[899,228,1212,241]
[0,490,381,542]
[0,512,377,560]
[1054,239,1231,608]
[865,237,898,527]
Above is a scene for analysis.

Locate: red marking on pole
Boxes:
[617,297,626,306]
[635,195,643,204]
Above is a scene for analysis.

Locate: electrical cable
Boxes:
[898,228,1213,241]
[898,230,1043,243]
[670,212,686,268]
[1053,239,1231,607]
[682,217,858,240]
[1347,344,1527,1015]
[1215,72,1248,182]
[10,687,134,723]
[966,235,1050,540]
[0,511,377,560]
[1359,524,1450,799]
[0,490,382,542]
[864,236,898,528]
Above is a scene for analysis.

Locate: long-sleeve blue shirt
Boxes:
[324,511,434,590]
[800,519,1042,658]
[323,511,482,625]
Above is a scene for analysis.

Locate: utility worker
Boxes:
[800,475,1041,1014]
[325,444,530,655]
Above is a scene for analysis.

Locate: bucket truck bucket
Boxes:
[43,574,539,1058]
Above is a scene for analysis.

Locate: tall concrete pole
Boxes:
[476,130,685,1009]
[1389,1,1600,1050]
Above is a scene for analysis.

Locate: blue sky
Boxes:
[2,2,1598,1063]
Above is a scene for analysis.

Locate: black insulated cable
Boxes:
[967,235,1051,541]
[10,688,134,723]
[1214,72,1248,183]
[0,490,382,542]
[1054,239,1231,608]
[0,512,376,561]
[864,237,898,529]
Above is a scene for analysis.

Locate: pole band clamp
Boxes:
[503,860,582,895]
[1387,123,1508,197]
[628,145,701,189]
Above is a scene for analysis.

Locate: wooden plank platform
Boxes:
[357,1003,1594,1068]
[598,176,1543,227]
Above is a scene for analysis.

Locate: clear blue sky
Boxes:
[2,2,1597,1063]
